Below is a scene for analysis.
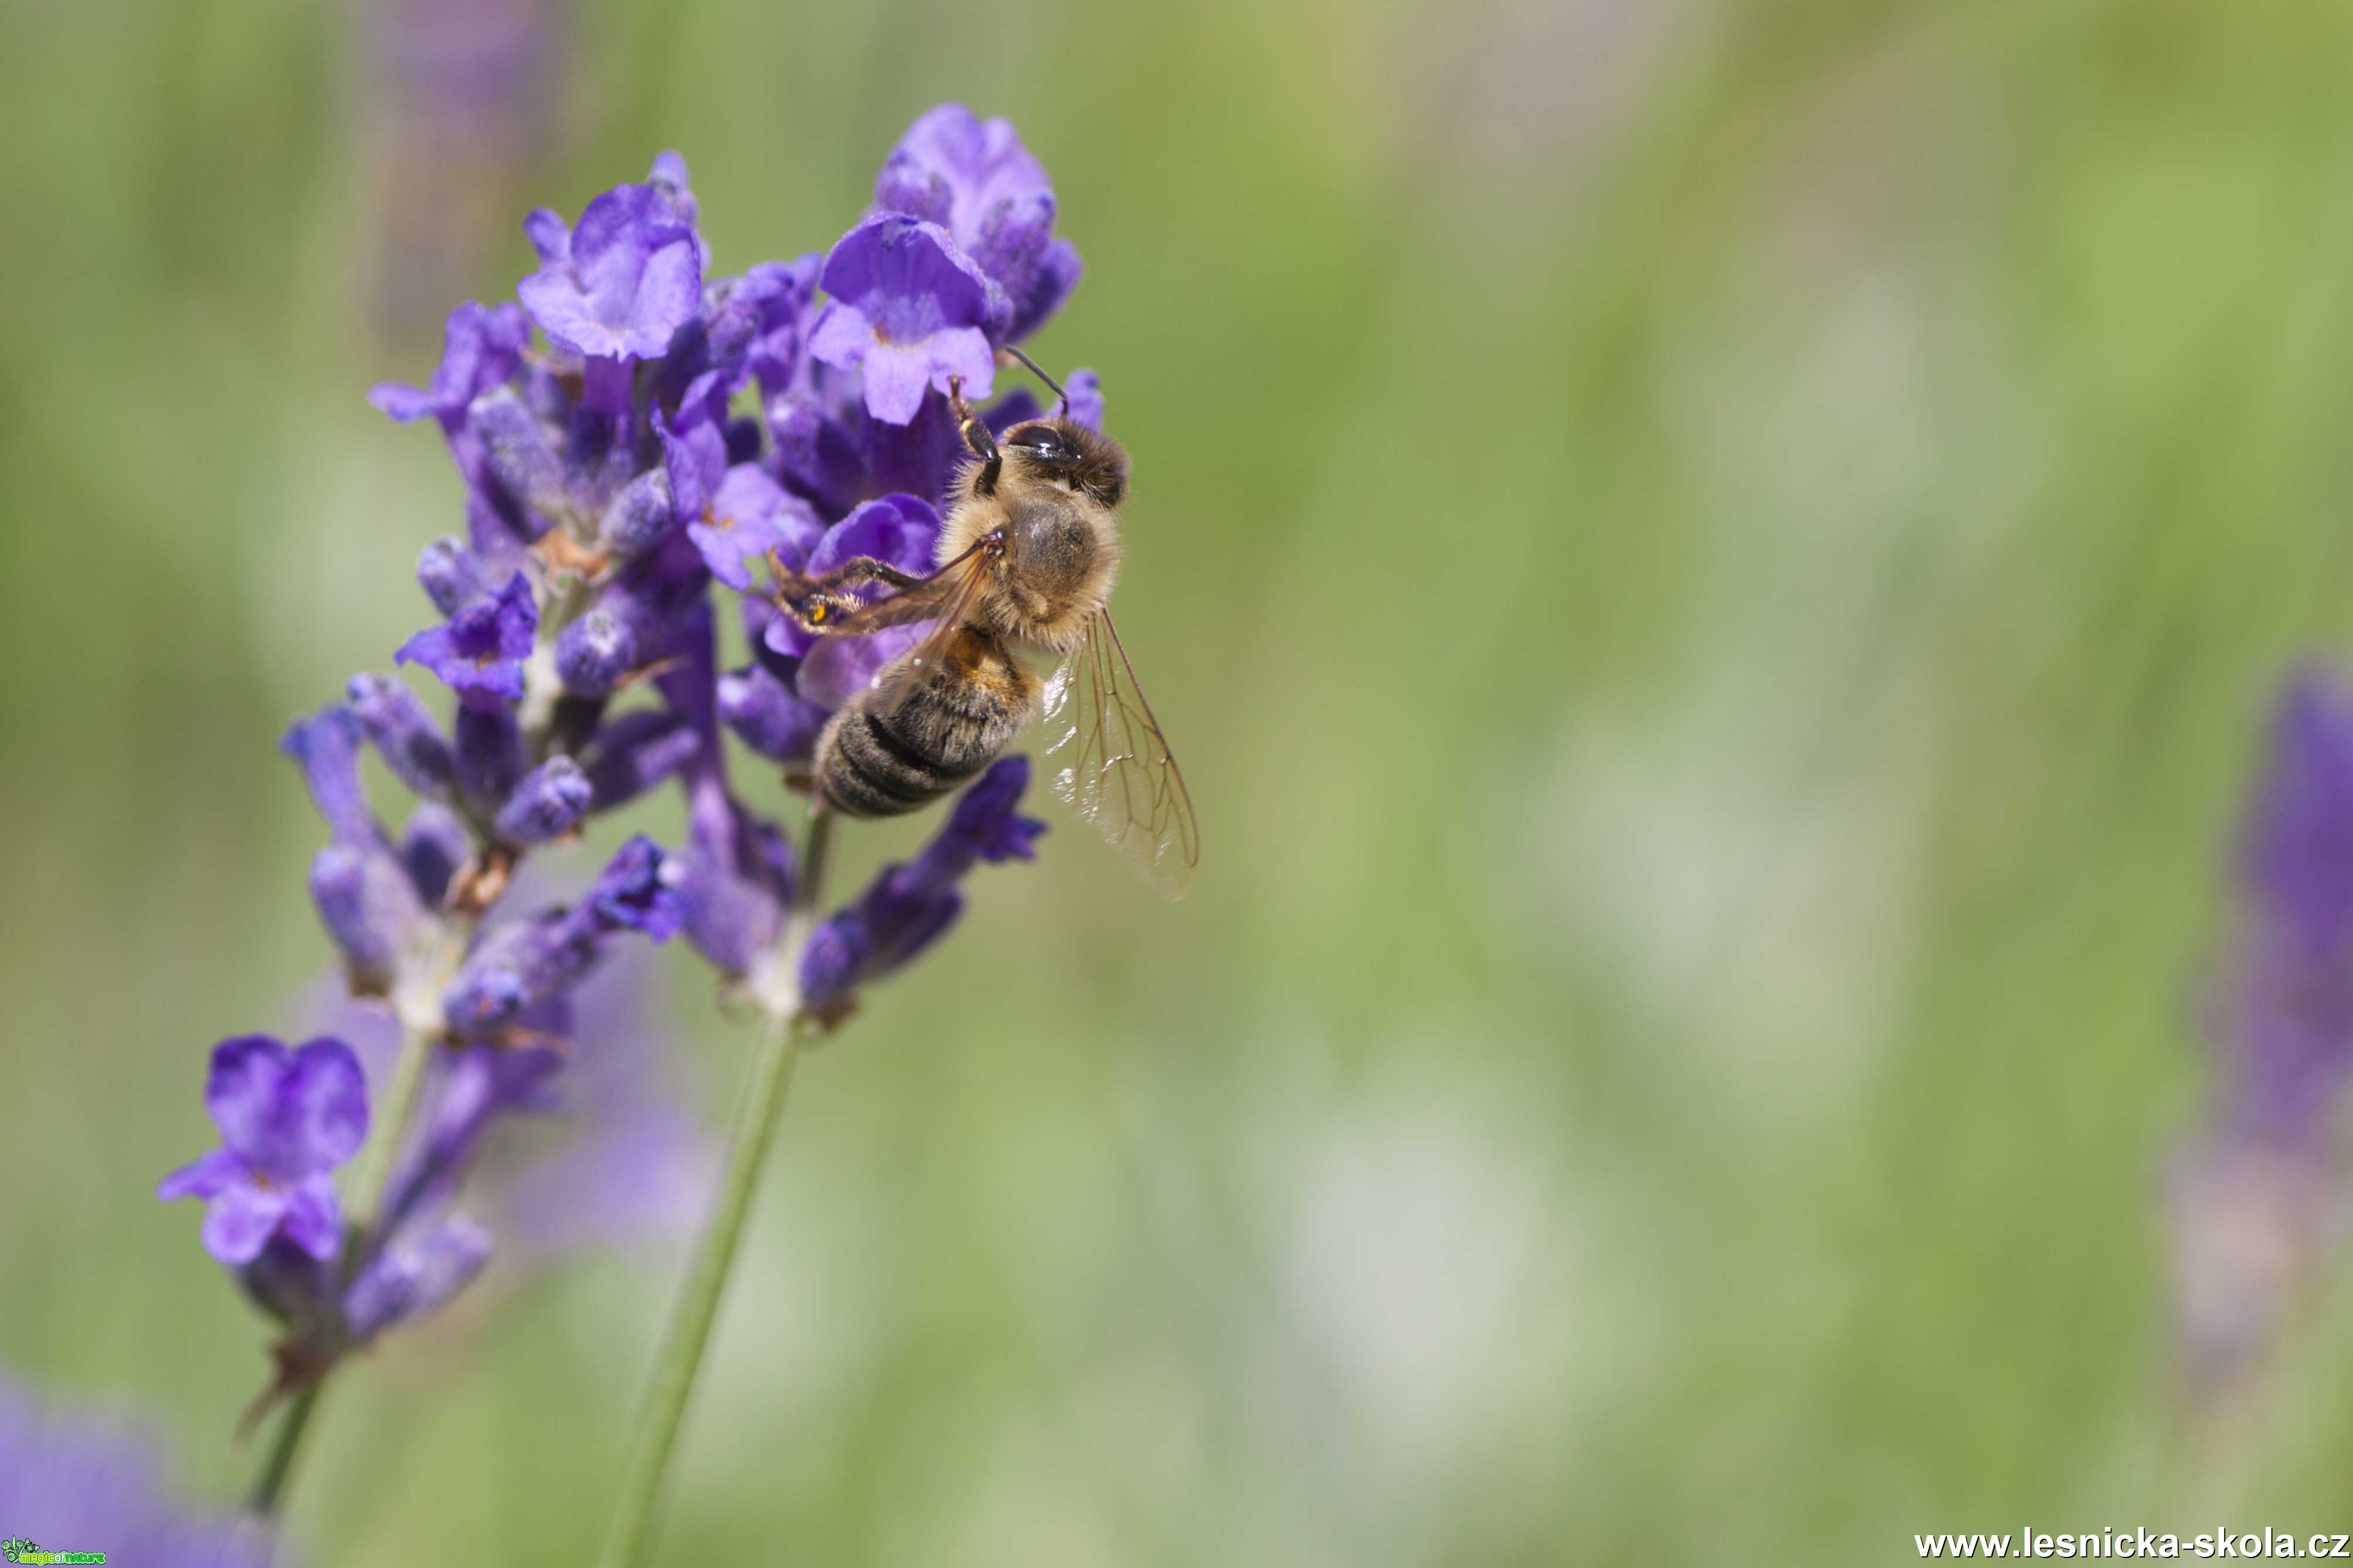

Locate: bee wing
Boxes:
[871,542,996,706]
[1040,608,1199,897]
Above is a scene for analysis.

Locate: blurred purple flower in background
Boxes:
[359,0,565,341]
[2171,669,2353,1399]
[0,1376,285,1564]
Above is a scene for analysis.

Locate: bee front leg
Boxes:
[765,549,953,638]
[948,374,1001,494]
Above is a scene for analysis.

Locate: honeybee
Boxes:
[766,356,1199,895]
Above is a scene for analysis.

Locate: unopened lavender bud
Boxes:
[556,607,637,696]
[308,843,423,989]
[417,535,494,617]
[597,468,675,558]
[347,673,455,797]
[582,710,700,811]
[400,801,471,907]
[453,700,525,817]
[718,664,826,763]
[280,706,374,843]
[495,756,593,845]
[470,385,573,522]
[344,1216,493,1341]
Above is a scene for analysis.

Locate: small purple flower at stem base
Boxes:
[807,214,1004,425]
[158,1036,369,1266]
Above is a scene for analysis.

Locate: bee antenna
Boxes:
[1001,345,1068,414]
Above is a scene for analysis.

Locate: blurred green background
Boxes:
[9,0,2353,1560]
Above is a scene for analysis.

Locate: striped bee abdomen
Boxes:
[814,629,1038,819]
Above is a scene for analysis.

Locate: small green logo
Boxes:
[2,1541,106,1564]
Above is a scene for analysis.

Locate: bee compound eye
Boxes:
[1008,423,1075,463]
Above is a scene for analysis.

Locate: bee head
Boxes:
[1001,418,1126,508]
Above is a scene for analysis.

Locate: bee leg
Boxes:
[766,549,938,635]
[948,373,1001,495]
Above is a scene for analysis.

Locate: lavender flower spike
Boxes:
[158,1036,368,1266]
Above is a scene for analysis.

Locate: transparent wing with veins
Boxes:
[1040,609,1199,897]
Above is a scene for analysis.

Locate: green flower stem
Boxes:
[599,809,833,1568]
[245,1009,440,1515]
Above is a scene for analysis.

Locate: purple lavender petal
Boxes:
[586,834,685,938]
[1063,367,1104,431]
[278,1175,346,1261]
[517,177,703,363]
[1003,236,1082,342]
[872,103,1080,341]
[809,214,1005,423]
[267,1038,371,1176]
[795,627,925,712]
[689,464,823,590]
[396,572,538,699]
[154,1146,245,1203]
[203,1036,298,1165]
[807,492,942,577]
[369,299,532,425]
[200,1183,290,1266]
